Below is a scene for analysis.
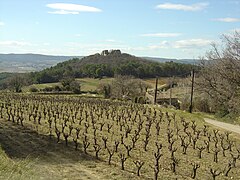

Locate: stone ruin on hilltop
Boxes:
[101,49,121,56]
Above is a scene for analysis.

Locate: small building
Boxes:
[146,91,180,108]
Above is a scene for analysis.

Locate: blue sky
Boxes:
[0,0,239,59]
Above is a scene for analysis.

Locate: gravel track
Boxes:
[204,118,240,134]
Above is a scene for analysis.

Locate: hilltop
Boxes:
[57,49,151,69]
[29,50,194,84]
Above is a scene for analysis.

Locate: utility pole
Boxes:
[154,77,158,104]
[169,77,174,106]
[189,69,195,113]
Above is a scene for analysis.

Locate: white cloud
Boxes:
[66,42,125,49]
[48,10,80,15]
[46,3,102,14]
[0,41,31,47]
[43,43,50,46]
[141,33,181,38]
[174,39,212,49]
[148,41,170,49]
[213,18,240,22]
[156,2,208,11]
[0,22,5,26]
[105,39,117,42]
[75,34,83,37]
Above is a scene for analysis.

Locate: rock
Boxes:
[101,50,109,56]
[109,49,121,55]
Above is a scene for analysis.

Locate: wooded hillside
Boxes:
[29,50,195,83]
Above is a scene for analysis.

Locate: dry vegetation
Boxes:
[0,93,240,179]
[0,144,36,180]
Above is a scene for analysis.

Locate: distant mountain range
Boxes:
[143,57,199,65]
[0,54,83,73]
[0,53,83,62]
[0,53,198,73]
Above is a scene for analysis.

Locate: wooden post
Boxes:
[169,77,173,106]
[189,69,195,113]
[154,77,158,104]
[169,86,172,106]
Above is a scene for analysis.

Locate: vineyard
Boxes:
[0,93,240,179]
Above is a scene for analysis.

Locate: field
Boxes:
[23,78,114,93]
[23,77,187,95]
[0,93,240,179]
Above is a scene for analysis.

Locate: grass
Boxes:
[143,77,168,87]
[23,77,167,93]
[23,78,114,93]
[0,146,36,180]
[76,78,113,92]
[215,113,240,126]
[0,118,138,180]
[23,77,190,101]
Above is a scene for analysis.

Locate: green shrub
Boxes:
[42,86,54,92]
[29,87,38,92]
[54,85,62,92]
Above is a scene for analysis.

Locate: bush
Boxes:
[54,85,62,92]
[180,95,190,111]
[29,87,38,92]
[70,81,81,94]
[194,96,211,113]
[61,78,81,94]
[215,107,229,118]
[97,83,111,98]
[42,86,54,92]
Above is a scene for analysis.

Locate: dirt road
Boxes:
[204,118,240,134]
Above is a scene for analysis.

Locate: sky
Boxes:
[0,0,239,59]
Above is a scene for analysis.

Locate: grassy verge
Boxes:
[0,146,36,180]
[193,111,240,126]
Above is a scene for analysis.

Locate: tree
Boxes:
[70,80,81,94]
[109,75,150,100]
[97,83,111,98]
[61,78,81,93]
[8,75,26,93]
[61,77,74,91]
[196,31,240,116]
